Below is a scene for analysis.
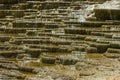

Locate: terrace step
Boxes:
[64,21,114,27]
[64,28,91,35]
[0,10,25,18]
[13,20,43,28]
[104,52,120,58]
[40,53,79,65]
[0,50,25,58]
[87,42,110,53]
[0,36,11,42]
[106,48,120,53]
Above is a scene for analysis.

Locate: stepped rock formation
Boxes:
[94,0,120,20]
[0,0,120,80]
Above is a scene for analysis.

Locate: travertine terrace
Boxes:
[0,0,120,80]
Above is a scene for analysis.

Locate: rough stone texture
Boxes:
[86,47,97,53]
[94,9,120,20]
[104,53,120,58]
[0,0,119,80]
[94,0,120,20]
[0,0,18,4]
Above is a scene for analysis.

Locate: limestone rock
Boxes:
[79,68,97,76]
[86,47,97,53]
[104,53,120,58]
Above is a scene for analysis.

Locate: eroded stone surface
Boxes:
[0,0,120,80]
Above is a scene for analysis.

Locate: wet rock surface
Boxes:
[0,0,120,80]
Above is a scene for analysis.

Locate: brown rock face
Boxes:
[0,0,18,4]
[94,0,120,20]
[94,9,120,20]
